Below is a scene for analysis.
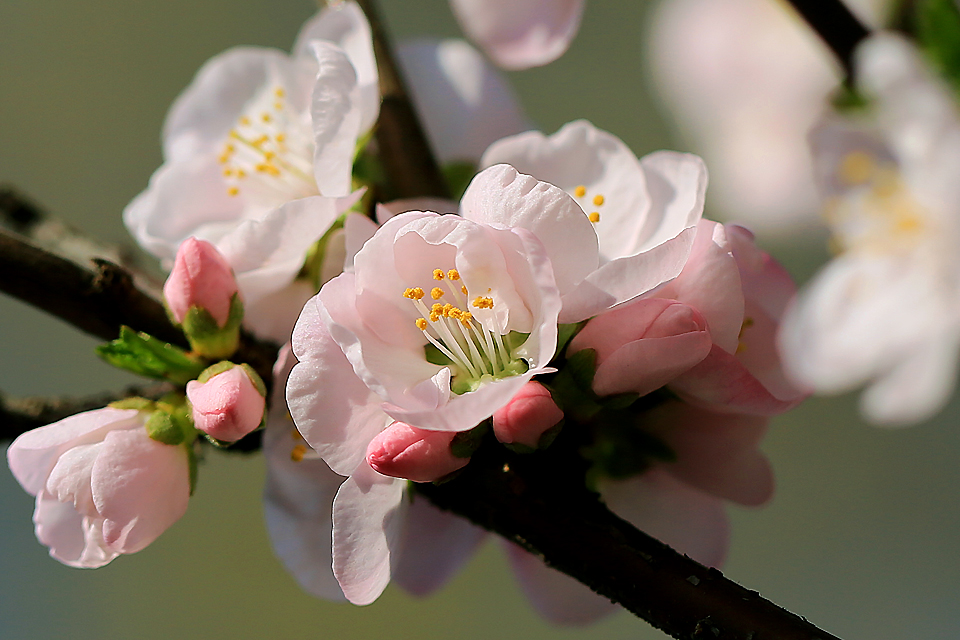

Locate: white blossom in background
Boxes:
[780,33,960,425]
[123,2,377,341]
[448,0,585,70]
[648,0,888,233]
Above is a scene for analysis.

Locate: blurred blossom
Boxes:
[780,33,960,425]
[648,0,888,233]
[448,0,585,70]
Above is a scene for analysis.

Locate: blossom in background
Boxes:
[448,0,585,70]
[648,0,888,232]
[780,33,960,425]
[398,38,531,166]
[124,2,376,341]
[6,407,191,568]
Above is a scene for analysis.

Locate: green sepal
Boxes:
[554,322,585,361]
[547,348,602,422]
[108,397,156,412]
[601,392,640,411]
[581,410,675,490]
[450,421,489,459]
[301,215,347,289]
[96,326,206,385]
[502,418,564,454]
[915,0,960,95]
[830,84,870,114]
[182,293,243,359]
[145,411,184,445]
[196,360,237,383]
[239,363,267,397]
[442,161,478,201]
[186,444,199,496]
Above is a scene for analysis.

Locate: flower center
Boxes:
[218,85,318,203]
[402,268,528,393]
[825,151,931,257]
[573,184,605,223]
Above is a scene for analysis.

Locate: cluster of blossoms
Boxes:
[7,0,886,626]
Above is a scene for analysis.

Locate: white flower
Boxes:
[6,408,190,568]
[481,120,707,321]
[123,2,377,340]
[448,0,585,70]
[780,33,960,425]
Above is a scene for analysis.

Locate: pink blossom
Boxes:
[164,237,239,326]
[366,422,468,482]
[492,381,564,448]
[6,407,190,568]
[186,365,266,442]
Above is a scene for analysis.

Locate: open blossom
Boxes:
[780,33,960,425]
[124,2,376,340]
[448,0,585,70]
[647,0,887,231]
[481,119,707,321]
[6,408,190,568]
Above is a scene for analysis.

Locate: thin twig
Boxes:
[783,0,871,81]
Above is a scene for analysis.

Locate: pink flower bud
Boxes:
[186,366,265,443]
[493,381,564,448]
[164,237,239,326]
[366,422,468,483]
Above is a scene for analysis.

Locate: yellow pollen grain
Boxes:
[275,133,286,143]
[239,116,251,126]
[430,312,441,322]
[461,311,473,324]
[895,214,923,233]
[261,113,272,123]
[236,169,247,179]
[431,303,443,312]
[448,308,463,320]
[275,87,285,98]
[227,186,240,196]
[254,134,269,146]
[838,151,875,186]
[223,168,233,177]
[589,212,600,223]
[274,102,283,110]
[592,194,605,206]
[442,303,453,317]
[403,287,425,300]
[264,151,276,160]
[291,444,307,462]
[218,154,230,164]
[431,287,444,300]
[415,318,428,330]
[290,428,304,441]
[448,269,460,280]
[433,269,445,280]
[472,296,493,309]
[461,285,468,295]
[574,185,586,198]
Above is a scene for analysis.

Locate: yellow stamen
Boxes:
[275,133,286,143]
[433,269,445,280]
[839,151,875,186]
[574,185,586,198]
[472,296,494,309]
[239,116,251,126]
[227,186,240,196]
[403,287,425,300]
[218,154,230,164]
[223,168,233,177]
[461,285,468,295]
[429,311,441,322]
[291,444,307,462]
[261,112,272,123]
[448,269,460,280]
[274,102,283,110]
[290,428,303,441]
[431,287,444,300]
[589,212,600,223]
[236,169,247,179]
[275,87,285,98]
[415,318,428,330]
[592,194,605,206]
[442,303,454,317]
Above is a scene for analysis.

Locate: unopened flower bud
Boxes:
[366,422,469,482]
[186,364,266,443]
[492,381,564,449]
[164,237,244,358]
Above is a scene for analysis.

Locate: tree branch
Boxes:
[355,0,451,200]
[783,0,871,81]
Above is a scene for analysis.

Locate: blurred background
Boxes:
[2,1,959,638]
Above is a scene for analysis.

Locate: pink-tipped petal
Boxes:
[492,381,564,448]
[504,542,617,625]
[366,422,468,482]
[33,494,117,569]
[163,237,239,326]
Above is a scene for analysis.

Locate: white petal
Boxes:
[7,408,140,497]
[288,292,391,476]
[343,212,379,272]
[393,495,486,596]
[243,279,317,344]
[163,47,298,161]
[601,469,729,568]
[33,493,117,569]
[294,1,379,133]
[504,542,616,625]
[399,38,530,163]
[635,151,707,253]
[332,462,407,605]
[449,0,584,70]
[309,42,364,198]
[460,164,598,295]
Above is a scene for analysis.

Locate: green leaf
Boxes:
[96,326,207,385]
[916,0,960,94]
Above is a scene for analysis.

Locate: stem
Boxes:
[355,0,451,200]
[783,0,871,81]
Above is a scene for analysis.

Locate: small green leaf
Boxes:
[916,0,960,95]
[96,326,206,384]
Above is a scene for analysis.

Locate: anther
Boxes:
[261,113,272,123]
[574,185,587,198]
[431,287,444,300]
[240,116,251,126]
[461,285,468,295]
[433,269,445,280]
[589,212,600,223]
[228,187,240,196]
[275,87,285,98]
[593,194,605,206]
[291,444,307,462]
[448,269,460,280]
[415,318,428,330]
[403,287,425,300]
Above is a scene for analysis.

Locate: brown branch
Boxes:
[0,384,172,440]
[355,0,451,200]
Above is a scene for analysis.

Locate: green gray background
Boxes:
[2,1,959,638]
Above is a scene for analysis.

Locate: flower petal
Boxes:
[600,469,729,568]
[504,542,617,625]
[393,494,486,596]
[449,0,585,70]
[399,38,530,163]
[331,462,407,605]
[33,493,117,569]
